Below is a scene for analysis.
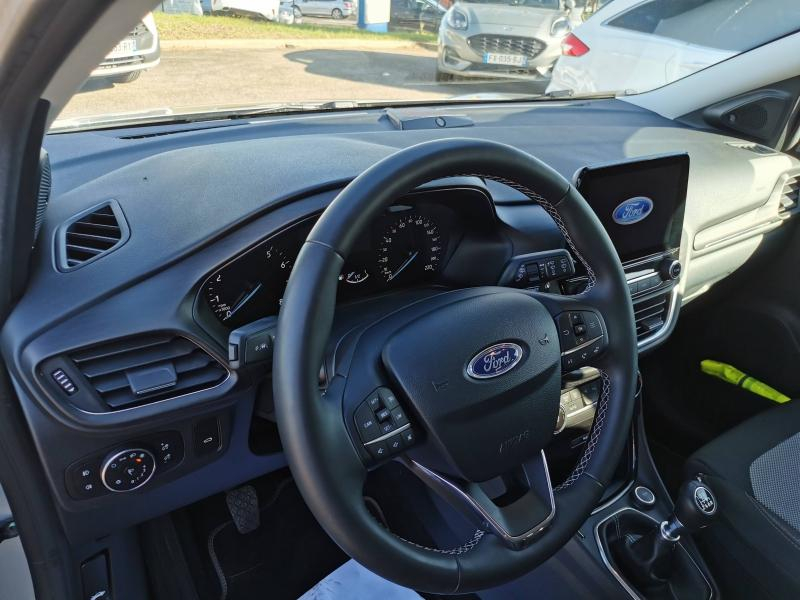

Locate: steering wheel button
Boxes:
[367,441,389,461]
[401,428,416,447]
[581,311,602,334]
[562,353,578,371]
[556,313,576,350]
[367,395,382,411]
[376,408,392,422]
[391,407,408,427]
[387,434,404,454]
[355,403,380,442]
[573,323,586,336]
[379,421,396,435]
[378,388,399,409]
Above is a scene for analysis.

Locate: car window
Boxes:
[607,0,800,52]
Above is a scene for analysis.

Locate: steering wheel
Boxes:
[273,138,637,593]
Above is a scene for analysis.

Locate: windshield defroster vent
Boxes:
[56,200,129,271]
[69,335,228,409]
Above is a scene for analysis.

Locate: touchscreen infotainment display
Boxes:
[575,154,689,263]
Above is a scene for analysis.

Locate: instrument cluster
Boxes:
[199,202,456,330]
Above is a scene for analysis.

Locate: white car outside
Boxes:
[547,0,800,96]
[89,12,160,83]
[214,0,282,21]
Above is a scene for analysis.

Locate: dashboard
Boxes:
[3,98,799,546]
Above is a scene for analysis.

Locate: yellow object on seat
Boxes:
[700,360,791,404]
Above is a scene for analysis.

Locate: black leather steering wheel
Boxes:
[273,138,637,593]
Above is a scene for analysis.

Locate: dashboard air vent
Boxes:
[70,334,227,409]
[634,293,669,341]
[779,175,799,212]
[57,200,129,271]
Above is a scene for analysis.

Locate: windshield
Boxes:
[54,0,800,131]
[460,0,560,7]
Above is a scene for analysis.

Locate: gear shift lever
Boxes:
[660,479,717,541]
[617,478,717,587]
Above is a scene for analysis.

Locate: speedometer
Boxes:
[203,244,293,328]
[377,213,444,285]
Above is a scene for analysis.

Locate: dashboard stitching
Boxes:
[555,370,610,490]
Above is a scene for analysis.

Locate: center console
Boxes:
[575,153,689,353]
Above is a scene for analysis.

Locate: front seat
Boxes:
[685,400,800,599]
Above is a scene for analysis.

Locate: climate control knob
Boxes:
[101,448,156,492]
[659,259,682,281]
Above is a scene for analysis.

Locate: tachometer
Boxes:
[377,213,444,284]
[203,244,293,328]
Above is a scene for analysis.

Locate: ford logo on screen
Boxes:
[612,197,654,225]
[466,343,524,380]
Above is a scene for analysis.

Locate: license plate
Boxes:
[483,52,527,67]
[109,38,136,57]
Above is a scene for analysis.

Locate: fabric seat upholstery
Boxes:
[685,400,800,600]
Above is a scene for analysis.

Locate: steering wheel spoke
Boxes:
[401,451,555,551]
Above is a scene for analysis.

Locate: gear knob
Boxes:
[662,478,717,540]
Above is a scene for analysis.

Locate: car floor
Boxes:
[172,469,349,600]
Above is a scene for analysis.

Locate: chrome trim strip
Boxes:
[561,335,603,357]
[594,507,713,600]
[622,250,675,271]
[636,287,680,353]
[364,423,411,446]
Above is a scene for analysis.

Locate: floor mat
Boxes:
[299,559,421,600]
[203,476,348,600]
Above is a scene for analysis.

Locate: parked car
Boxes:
[437,0,574,81]
[213,0,282,21]
[89,12,160,84]
[279,0,304,22]
[547,0,791,96]
[294,0,354,19]
[390,0,447,32]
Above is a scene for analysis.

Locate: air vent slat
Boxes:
[633,292,670,341]
[779,175,799,212]
[77,339,197,379]
[69,336,227,409]
[58,201,127,270]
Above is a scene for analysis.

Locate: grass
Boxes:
[154,12,437,43]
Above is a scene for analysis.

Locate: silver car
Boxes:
[295,0,354,19]
[437,0,573,81]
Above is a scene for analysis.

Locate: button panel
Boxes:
[503,250,575,289]
[557,310,607,371]
[354,387,416,464]
[65,430,184,500]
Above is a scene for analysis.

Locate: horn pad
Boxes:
[381,290,560,482]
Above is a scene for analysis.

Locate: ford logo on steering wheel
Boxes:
[467,342,524,380]
[612,196,654,225]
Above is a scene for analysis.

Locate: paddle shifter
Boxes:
[617,479,718,587]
